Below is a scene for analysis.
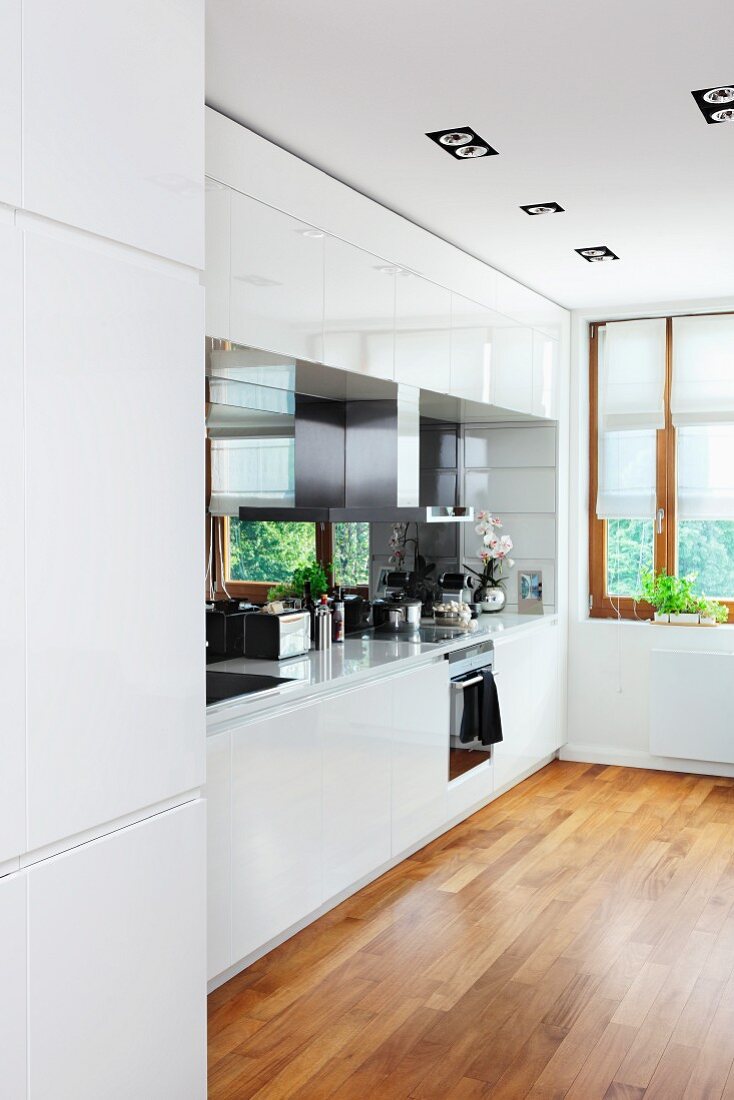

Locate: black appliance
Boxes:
[206,601,258,660]
[343,593,369,635]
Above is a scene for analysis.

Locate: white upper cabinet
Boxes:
[229,191,324,362]
[450,294,503,404]
[22,0,204,267]
[0,217,25,864]
[492,324,534,414]
[230,702,322,963]
[391,663,448,855]
[0,0,21,206]
[321,680,393,898]
[395,274,451,392]
[24,231,204,851]
[0,872,26,1100]
[323,237,395,379]
[532,330,560,420]
[28,801,206,1100]
[205,182,231,339]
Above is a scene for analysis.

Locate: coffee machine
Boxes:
[438,572,475,605]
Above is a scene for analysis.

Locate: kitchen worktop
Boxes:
[206,612,557,731]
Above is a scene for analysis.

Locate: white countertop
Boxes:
[206,611,557,732]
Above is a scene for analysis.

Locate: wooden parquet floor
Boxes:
[208,760,734,1099]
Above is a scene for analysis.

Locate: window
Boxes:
[589,313,734,619]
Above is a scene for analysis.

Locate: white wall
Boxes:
[564,295,734,776]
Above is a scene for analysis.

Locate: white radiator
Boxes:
[650,649,734,763]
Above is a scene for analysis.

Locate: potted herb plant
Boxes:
[639,570,685,622]
[464,511,514,613]
[669,574,700,624]
[698,597,729,626]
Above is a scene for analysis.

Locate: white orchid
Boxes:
[465,510,514,590]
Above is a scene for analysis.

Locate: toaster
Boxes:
[243,610,311,661]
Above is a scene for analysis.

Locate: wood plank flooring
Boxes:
[208,761,734,1098]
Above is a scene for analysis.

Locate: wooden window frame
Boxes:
[589,316,734,621]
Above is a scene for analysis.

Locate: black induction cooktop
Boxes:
[206,670,296,706]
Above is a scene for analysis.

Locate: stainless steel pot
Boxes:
[372,595,423,632]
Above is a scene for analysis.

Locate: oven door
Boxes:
[449,669,493,782]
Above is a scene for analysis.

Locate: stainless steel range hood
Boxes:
[206,341,474,524]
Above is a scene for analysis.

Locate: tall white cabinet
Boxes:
[24,232,204,850]
[0,873,26,1100]
[0,0,21,205]
[0,217,25,865]
[28,801,206,1100]
[22,0,204,267]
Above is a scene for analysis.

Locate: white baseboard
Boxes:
[560,743,734,779]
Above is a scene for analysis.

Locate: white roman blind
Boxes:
[596,318,666,519]
[671,314,734,426]
[672,314,734,519]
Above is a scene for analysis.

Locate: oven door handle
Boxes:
[451,674,483,690]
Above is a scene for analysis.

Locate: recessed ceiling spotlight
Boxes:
[299,228,325,238]
[439,131,473,146]
[426,126,498,159]
[575,246,619,262]
[520,202,565,215]
[375,264,413,276]
[691,84,734,123]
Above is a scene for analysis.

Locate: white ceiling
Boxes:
[206,0,734,311]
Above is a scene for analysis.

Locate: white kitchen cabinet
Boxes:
[0,872,26,1100]
[322,680,393,897]
[493,625,560,792]
[0,0,21,205]
[324,237,395,379]
[22,0,204,267]
[391,663,448,854]
[24,232,204,851]
[395,273,451,392]
[450,294,495,403]
[0,217,25,864]
[532,331,560,419]
[230,702,322,962]
[229,191,324,362]
[28,800,206,1100]
[206,731,232,981]
[206,182,231,339]
[493,325,534,414]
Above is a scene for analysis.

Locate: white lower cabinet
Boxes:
[27,800,206,1100]
[322,680,393,897]
[230,702,322,963]
[391,663,448,854]
[0,871,26,1100]
[206,731,232,981]
[493,624,560,792]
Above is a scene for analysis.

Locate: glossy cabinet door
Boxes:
[25,232,204,851]
[493,325,534,414]
[22,0,204,266]
[28,801,206,1100]
[206,731,232,982]
[0,872,26,1100]
[395,274,451,392]
[493,625,560,792]
[323,237,395,379]
[229,191,325,362]
[0,0,21,205]
[0,217,25,864]
[391,663,449,854]
[206,182,231,339]
[231,702,322,962]
[321,680,393,897]
[532,331,560,420]
[450,294,495,404]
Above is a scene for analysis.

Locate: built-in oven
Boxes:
[447,640,496,783]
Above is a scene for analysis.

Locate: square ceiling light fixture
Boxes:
[575,246,619,263]
[425,126,498,159]
[520,202,564,215]
[691,85,734,123]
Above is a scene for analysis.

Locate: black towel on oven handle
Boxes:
[480,668,503,746]
[458,672,482,744]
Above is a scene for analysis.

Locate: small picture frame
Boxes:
[518,570,543,615]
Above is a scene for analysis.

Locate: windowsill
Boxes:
[584,615,734,630]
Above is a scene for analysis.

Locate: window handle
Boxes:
[657,507,665,535]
